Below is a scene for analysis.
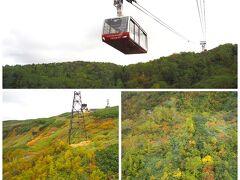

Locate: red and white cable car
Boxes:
[102,0,148,54]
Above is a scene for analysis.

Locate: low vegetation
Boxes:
[3,107,119,179]
[92,106,119,119]
[122,92,237,179]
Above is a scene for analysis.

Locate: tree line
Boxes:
[3,43,237,88]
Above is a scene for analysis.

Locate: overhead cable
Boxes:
[203,0,206,40]
[196,0,205,39]
[196,0,206,41]
[127,1,192,42]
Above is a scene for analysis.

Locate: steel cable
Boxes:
[128,1,192,42]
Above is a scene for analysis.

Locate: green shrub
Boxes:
[95,144,118,173]
[92,106,118,119]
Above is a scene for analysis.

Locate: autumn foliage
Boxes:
[3,107,119,179]
[122,92,237,179]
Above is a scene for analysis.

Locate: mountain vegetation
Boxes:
[3,43,237,88]
[3,107,119,179]
[122,92,237,179]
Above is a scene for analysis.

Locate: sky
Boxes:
[2,90,120,120]
[1,0,239,66]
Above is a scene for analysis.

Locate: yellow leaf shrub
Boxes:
[173,168,182,178]
[202,155,213,165]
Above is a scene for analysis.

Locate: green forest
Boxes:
[3,107,119,179]
[122,92,237,179]
[3,43,237,89]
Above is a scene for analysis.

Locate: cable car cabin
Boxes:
[102,16,148,54]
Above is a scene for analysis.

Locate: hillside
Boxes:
[3,43,237,88]
[122,92,237,179]
[3,107,119,179]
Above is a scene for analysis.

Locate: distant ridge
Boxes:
[3,43,237,88]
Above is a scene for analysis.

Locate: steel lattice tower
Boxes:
[68,91,88,144]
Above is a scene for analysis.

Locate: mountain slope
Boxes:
[3,43,237,88]
[122,92,237,179]
[3,107,119,179]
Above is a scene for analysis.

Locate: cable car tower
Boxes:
[68,91,88,144]
[106,99,110,108]
[200,41,206,52]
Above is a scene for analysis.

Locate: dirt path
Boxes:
[70,140,91,148]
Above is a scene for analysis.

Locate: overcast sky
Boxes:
[2,90,120,120]
[1,0,239,66]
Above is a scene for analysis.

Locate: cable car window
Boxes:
[103,17,128,34]
[140,30,145,49]
[103,23,111,35]
[129,19,135,40]
[134,24,139,44]
[144,33,148,50]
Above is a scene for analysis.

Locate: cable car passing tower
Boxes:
[68,91,88,144]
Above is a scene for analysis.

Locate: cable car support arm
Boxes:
[114,0,123,17]
[114,0,137,17]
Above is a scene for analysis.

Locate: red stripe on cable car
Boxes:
[102,32,129,41]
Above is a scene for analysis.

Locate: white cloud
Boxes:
[1,0,239,65]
